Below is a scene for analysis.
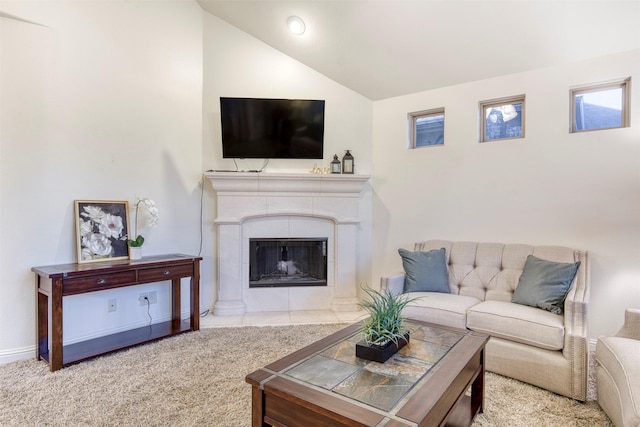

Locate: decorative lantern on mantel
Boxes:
[330,155,341,174]
[342,150,354,174]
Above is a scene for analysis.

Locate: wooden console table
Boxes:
[32,254,201,371]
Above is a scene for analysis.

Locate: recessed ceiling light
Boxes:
[286,16,305,35]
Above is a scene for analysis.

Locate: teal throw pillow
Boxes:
[512,255,581,315]
[398,248,450,294]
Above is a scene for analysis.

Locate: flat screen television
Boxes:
[220,97,325,159]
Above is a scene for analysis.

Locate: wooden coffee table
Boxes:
[246,319,489,427]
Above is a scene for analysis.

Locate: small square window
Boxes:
[570,78,630,133]
[479,95,525,142]
[408,108,444,148]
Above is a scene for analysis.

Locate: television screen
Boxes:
[220,97,325,159]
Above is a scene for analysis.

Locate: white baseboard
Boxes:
[0,345,35,365]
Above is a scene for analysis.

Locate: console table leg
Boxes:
[171,278,181,330]
[36,289,48,361]
[191,262,200,330]
[50,278,64,371]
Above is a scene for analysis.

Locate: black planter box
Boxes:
[355,332,410,363]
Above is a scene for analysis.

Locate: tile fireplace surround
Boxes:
[205,172,370,316]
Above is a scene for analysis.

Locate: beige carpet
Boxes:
[0,324,611,426]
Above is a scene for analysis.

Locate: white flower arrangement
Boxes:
[127,197,159,247]
[79,205,126,261]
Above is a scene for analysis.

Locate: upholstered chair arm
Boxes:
[380,273,405,296]
[615,308,640,340]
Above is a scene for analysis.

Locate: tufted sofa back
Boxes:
[414,240,588,302]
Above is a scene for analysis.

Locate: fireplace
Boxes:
[249,238,328,288]
[205,171,369,315]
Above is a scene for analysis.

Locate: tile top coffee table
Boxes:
[246,319,489,427]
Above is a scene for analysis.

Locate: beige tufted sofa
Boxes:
[596,308,640,426]
[381,240,589,401]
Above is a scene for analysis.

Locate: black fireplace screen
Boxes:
[249,238,328,287]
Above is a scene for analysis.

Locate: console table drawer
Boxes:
[64,271,137,295]
[138,264,193,282]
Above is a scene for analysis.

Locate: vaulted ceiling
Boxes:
[197,0,640,100]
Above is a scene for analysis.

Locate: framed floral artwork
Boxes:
[74,200,131,263]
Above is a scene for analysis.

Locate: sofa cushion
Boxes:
[596,336,640,427]
[512,255,580,315]
[467,300,565,350]
[402,292,481,330]
[398,248,450,294]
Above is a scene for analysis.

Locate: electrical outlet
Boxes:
[138,292,148,306]
[108,298,117,312]
[138,291,157,306]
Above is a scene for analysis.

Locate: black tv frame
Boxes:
[220,97,325,160]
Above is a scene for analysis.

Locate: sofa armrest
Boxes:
[563,285,589,344]
[615,308,640,340]
[563,250,590,346]
[563,284,589,355]
[561,250,590,400]
[380,272,405,296]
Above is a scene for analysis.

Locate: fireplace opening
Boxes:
[249,238,328,288]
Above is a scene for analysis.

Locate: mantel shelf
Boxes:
[204,171,370,194]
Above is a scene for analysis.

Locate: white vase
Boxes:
[129,246,142,260]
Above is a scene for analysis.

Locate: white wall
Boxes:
[371,49,640,340]
[0,1,203,362]
[201,12,374,306]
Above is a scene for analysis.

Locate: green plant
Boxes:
[358,286,418,346]
[128,235,145,247]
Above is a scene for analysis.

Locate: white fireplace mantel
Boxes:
[205,171,370,316]
[205,171,370,195]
